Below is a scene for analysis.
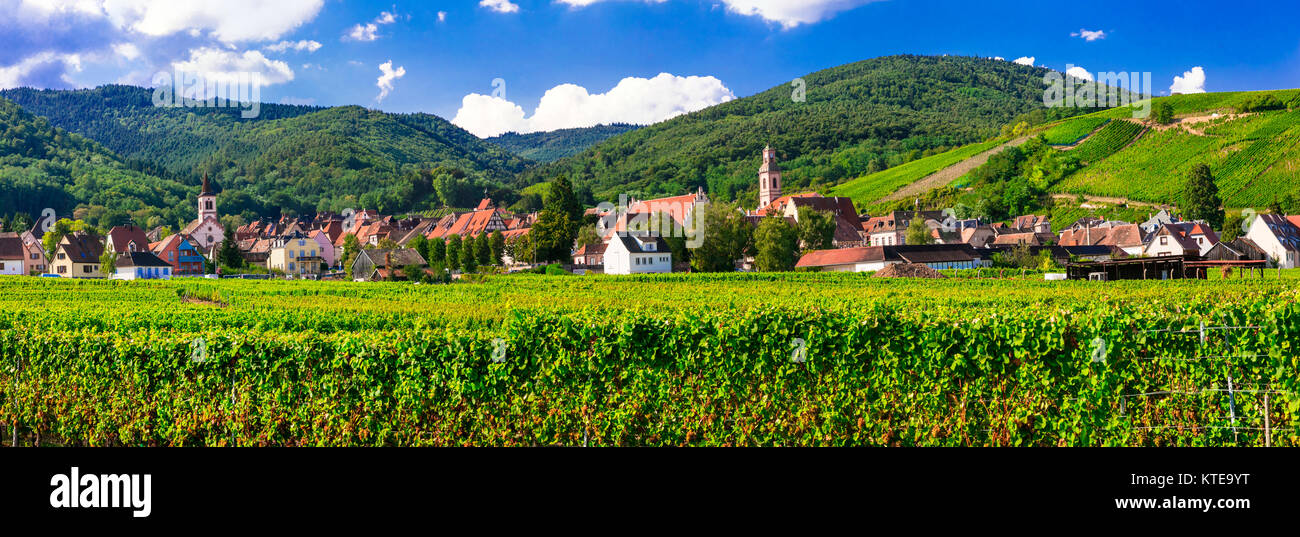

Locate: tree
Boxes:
[753,215,799,272]
[505,233,534,266]
[376,237,399,250]
[446,235,462,271]
[575,225,602,248]
[1152,100,1174,125]
[489,231,506,266]
[401,264,426,283]
[99,249,117,276]
[1221,212,1245,242]
[342,234,362,279]
[1181,164,1224,229]
[905,214,935,245]
[796,207,836,251]
[41,218,98,257]
[474,233,492,267]
[530,175,583,263]
[217,227,243,268]
[408,235,430,265]
[460,236,479,273]
[429,237,446,264]
[691,202,752,272]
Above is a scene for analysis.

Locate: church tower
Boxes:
[758,145,782,209]
[198,173,218,221]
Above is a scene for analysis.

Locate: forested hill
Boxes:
[487,124,640,163]
[0,85,531,220]
[517,55,1060,207]
[0,96,195,227]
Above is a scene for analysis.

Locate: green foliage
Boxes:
[1041,116,1110,145]
[1152,100,1175,125]
[342,234,361,279]
[429,236,446,264]
[1066,120,1144,163]
[407,235,431,267]
[1235,94,1286,113]
[487,124,639,162]
[217,227,243,269]
[446,235,462,272]
[754,215,799,272]
[691,202,752,272]
[530,176,582,263]
[796,207,836,250]
[1182,164,1225,229]
[905,214,934,245]
[1221,212,1245,242]
[831,138,1005,205]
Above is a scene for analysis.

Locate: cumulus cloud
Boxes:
[264,40,322,53]
[102,0,324,43]
[172,47,294,87]
[1170,67,1206,94]
[1066,65,1093,81]
[438,11,447,22]
[343,10,399,42]
[452,73,735,138]
[0,52,84,89]
[480,0,520,13]
[375,60,406,102]
[1012,56,1035,66]
[1070,28,1106,41]
[113,42,141,60]
[555,0,879,28]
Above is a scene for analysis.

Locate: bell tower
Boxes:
[758,145,782,209]
[198,173,218,221]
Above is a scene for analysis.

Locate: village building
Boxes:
[0,232,25,275]
[308,229,338,268]
[180,174,225,254]
[1058,223,1145,255]
[604,233,672,275]
[20,230,46,274]
[267,232,325,276]
[150,233,206,275]
[1012,215,1052,234]
[111,251,174,280]
[105,225,152,255]
[1244,214,1300,268]
[758,145,782,209]
[1204,237,1268,262]
[1143,222,1218,257]
[864,211,945,246]
[350,248,428,281]
[49,231,105,278]
[795,244,983,272]
[572,242,606,267]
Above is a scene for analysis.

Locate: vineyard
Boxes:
[1060,119,1146,164]
[831,137,1006,203]
[1043,116,1110,145]
[3,274,1299,447]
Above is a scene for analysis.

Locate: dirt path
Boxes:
[876,135,1033,204]
[1049,193,1165,208]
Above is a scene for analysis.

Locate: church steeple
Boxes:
[198,173,218,221]
[758,145,782,209]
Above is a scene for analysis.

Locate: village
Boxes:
[2,147,1299,282]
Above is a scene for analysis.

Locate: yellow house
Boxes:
[267,233,323,276]
[49,232,106,278]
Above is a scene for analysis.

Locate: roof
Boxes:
[796,247,885,268]
[106,225,151,253]
[199,173,214,196]
[574,242,607,256]
[1013,215,1048,230]
[360,248,426,268]
[59,232,104,262]
[610,233,671,254]
[1257,214,1300,252]
[1059,223,1144,248]
[0,232,25,260]
[115,251,173,268]
[795,244,979,268]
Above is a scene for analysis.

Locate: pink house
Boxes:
[309,229,338,268]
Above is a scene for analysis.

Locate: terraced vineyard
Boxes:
[831,137,1006,203]
[1043,116,1110,145]
[3,275,1298,447]
[1063,119,1146,163]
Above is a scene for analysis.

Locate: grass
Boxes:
[831,137,1006,204]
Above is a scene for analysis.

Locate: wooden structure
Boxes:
[1066,255,1197,281]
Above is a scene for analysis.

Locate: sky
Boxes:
[3,0,1299,138]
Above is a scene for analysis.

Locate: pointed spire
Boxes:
[200,173,214,196]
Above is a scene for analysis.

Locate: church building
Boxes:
[181,174,225,256]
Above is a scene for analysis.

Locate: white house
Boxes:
[112,251,174,280]
[1143,223,1218,257]
[603,233,672,275]
[1245,214,1300,268]
[0,232,25,275]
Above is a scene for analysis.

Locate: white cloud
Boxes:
[375,60,405,102]
[555,0,878,28]
[264,40,322,53]
[101,0,325,42]
[1012,56,1035,66]
[1066,65,1093,81]
[438,11,447,22]
[1070,28,1107,41]
[1170,66,1206,94]
[452,72,735,138]
[342,10,399,42]
[112,42,141,60]
[992,56,1004,61]
[172,47,294,87]
[480,0,520,13]
[0,52,84,89]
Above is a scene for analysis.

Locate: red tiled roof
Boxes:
[795,247,885,268]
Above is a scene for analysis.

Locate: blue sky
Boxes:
[3,0,1299,137]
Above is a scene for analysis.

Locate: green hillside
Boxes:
[0,85,531,219]
[519,55,1069,207]
[488,124,640,162]
[0,97,194,228]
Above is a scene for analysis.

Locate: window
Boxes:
[58,253,66,260]
[0,262,5,270]
[84,265,94,273]
[1160,236,1168,245]
[298,240,306,247]
[31,253,38,260]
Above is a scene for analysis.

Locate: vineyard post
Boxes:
[1263,392,1271,448]
[1227,374,1238,444]
[10,355,17,448]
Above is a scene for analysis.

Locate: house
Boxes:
[1139,209,1178,234]
[991,231,1045,247]
[1204,237,1267,261]
[864,211,945,246]
[1244,214,1300,268]
[959,225,998,248]
[49,231,105,278]
[240,238,272,265]
[150,233,206,275]
[111,251,174,280]
[573,242,606,266]
[267,232,325,276]
[0,232,25,275]
[755,192,864,247]
[20,230,46,274]
[1013,215,1051,234]
[1058,223,1145,255]
[350,248,428,281]
[1143,222,1218,257]
[179,174,225,254]
[604,233,672,275]
[425,199,509,240]
[308,229,338,268]
[795,244,983,272]
[105,225,151,255]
